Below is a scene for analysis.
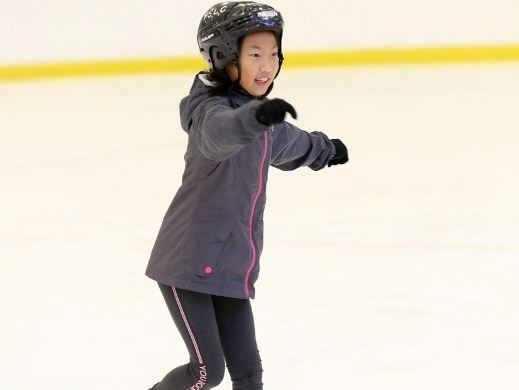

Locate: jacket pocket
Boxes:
[196,219,235,277]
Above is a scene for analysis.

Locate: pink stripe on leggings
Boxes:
[172,287,204,365]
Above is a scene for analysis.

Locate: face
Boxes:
[226,31,280,97]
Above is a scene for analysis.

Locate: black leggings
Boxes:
[149,283,263,390]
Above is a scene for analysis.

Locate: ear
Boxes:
[225,64,239,82]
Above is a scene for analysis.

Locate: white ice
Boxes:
[1,64,519,389]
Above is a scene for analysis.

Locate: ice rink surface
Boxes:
[1,64,519,389]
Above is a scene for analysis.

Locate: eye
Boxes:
[272,52,279,57]
[250,53,261,58]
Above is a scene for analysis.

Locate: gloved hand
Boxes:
[255,98,297,126]
[328,139,348,167]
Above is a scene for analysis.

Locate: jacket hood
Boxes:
[179,73,217,133]
[180,72,274,133]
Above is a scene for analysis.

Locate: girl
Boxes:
[145,2,348,389]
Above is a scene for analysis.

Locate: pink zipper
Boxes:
[244,131,269,297]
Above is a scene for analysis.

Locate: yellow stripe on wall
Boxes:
[284,45,519,67]
[1,45,519,82]
[0,57,206,82]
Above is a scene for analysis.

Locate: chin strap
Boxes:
[274,54,284,79]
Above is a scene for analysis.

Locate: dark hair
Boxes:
[204,68,236,97]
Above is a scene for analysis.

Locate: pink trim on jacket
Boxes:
[244,131,269,297]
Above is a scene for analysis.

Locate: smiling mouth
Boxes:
[255,78,270,84]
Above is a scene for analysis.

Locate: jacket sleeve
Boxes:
[270,121,336,171]
[197,98,268,161]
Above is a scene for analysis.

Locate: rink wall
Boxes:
[1,0,519,81]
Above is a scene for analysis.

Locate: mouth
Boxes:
[255,77,270,87]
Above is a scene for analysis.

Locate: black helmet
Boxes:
[197,2,284,73]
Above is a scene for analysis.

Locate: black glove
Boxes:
[255,98,297,126]
[328,139,348,167]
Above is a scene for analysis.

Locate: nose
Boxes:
[260,58,274,73]
[260,63,272,74]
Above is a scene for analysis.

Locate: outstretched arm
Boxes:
[270,120,347,171]
[198,99,266,161]
[198,98,298,161]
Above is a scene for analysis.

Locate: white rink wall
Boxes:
[2,0,519,65]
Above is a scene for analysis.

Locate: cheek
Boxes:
[242,64,258,82]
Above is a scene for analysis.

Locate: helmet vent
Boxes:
[224,15,253,31]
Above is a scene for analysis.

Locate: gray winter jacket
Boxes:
[145,73,336,299]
